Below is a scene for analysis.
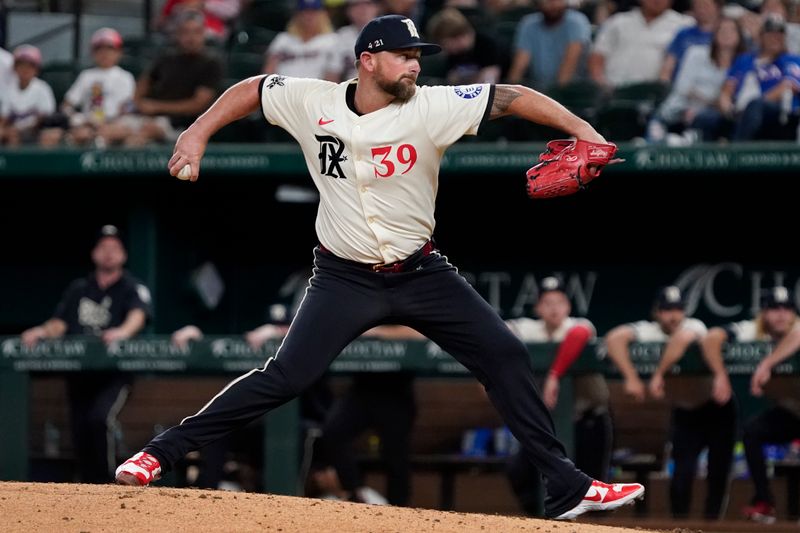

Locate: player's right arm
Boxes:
[168,75,266,181]
[648,327,704,400]
[701,327,733,404]
[604,324,645,402]
[21,318,68,348]
[752,322,800,396]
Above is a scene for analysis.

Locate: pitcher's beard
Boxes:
[378,76,417,101]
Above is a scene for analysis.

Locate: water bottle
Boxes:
[646,119,667,144]
[780,85,792,125]
[44,420,60,458]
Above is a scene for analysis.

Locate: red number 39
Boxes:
[371,144,418,178]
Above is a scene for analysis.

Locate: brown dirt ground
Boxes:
[0,481,660,533]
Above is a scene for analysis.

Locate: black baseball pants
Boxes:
[145,246,591,517]
[670,399,737,519]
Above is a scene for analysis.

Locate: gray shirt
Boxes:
[514,10,592,90]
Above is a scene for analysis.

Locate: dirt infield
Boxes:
[0,481,655,533]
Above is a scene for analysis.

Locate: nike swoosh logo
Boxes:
[584,492,603,502]
[318,118,334,125]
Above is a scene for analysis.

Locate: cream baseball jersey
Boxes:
[628,318,707,342]
[259,74,494,264]
[506,316,597,342]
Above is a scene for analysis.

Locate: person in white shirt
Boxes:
[0,44,56,146]
[705,286,800,523]
[326,0,382,82]
[262,0,339,79]
[40,28,136,147]
[589,0,693,88]
[116,14,644,521]
[606,285,735,520]
[0,46,13,104]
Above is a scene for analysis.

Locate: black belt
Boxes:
[318,241,435,273]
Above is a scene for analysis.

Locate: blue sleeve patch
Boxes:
[453,85,483,99]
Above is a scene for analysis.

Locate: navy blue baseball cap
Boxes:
[760,286,795,310]
[539,276,567,297]
[94,224,125,248]
[296,0,323,10]
[655,286,685,310]
[354,15,441,57]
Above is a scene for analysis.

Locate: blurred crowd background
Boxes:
[2,0,800,148]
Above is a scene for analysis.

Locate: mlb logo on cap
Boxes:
[354,14,441,57]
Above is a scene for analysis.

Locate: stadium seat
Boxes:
[241,0,293,32]
[227,52,264,79]
[39,61,79,103]
[546,80,601,121]
[612,81,669,107]
[594,100,645,141]
[229,27,278,55]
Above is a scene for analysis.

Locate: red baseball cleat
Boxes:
[115,451,162,486]
[554,480,645,520]
[743,501,776,524]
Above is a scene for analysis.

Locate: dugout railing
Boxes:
[0,337,795,497]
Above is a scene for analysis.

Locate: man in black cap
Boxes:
[117,14,642,520]
[606,286,736,520]
[704,286,800,523]
[21,224,152,483]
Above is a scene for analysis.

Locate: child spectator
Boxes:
[41,28,136,147]
[0,45,56,146]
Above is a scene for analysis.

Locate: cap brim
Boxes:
[391,42,442,56]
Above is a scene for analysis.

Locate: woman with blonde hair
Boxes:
[262,0,336,79]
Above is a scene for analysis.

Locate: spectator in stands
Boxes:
[39,28,136,148]
[110,9,222,146]
[20,225,152,483]
[589,0,693,89]
[505,276,611,516]
[262,0,338,79]
[606,286,731,520]
[718,14,800,141]
[327,0,382,82]
[0,46,13,99]
[383,0,422,27]
[659,0,723,82]
[647,295,736,520]
[648,16,746,143]
[426,7,504,84]
[0,45,56,146]
[157,0,241,42]
[759,0,800,54]
[704,286,800,524]
[506,0,592,89]
[312,325,418,506]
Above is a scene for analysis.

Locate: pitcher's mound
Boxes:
[0,481,655,532]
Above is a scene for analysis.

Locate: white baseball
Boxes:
[177,164,192,180]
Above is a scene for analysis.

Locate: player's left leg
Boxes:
[389,255,641,518]
[117,250,391,485]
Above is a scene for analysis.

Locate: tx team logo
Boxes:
[266,75,286,89]
[316,135,349,179]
